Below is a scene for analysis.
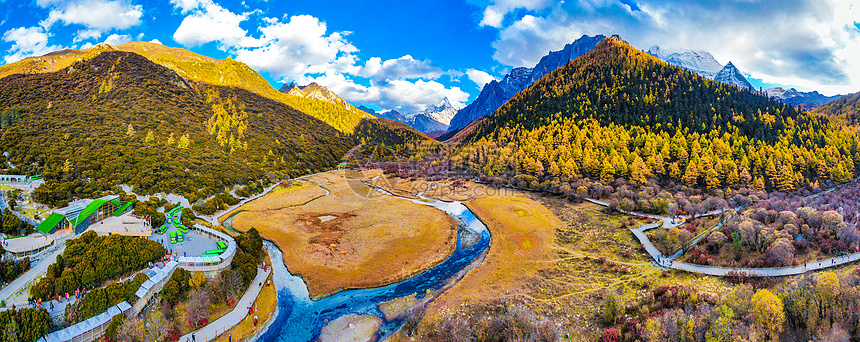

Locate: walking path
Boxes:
[0,244,65,305]
[584,180,860,277]
[179,267,270,342]
[205,170,337,226]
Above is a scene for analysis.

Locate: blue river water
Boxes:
[257,196,491,342]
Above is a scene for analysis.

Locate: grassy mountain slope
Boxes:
[0,51,354,202]
[458,36,859,191]
[0,42,373,133]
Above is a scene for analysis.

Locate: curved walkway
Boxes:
[583,182,860,277]
[0,244,65,305]
[179,267,270,342]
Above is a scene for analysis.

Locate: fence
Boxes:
[42,301,131,342]
[174,224,237,272]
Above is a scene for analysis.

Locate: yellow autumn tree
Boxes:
[752,289,785,341]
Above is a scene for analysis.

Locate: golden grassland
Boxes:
[419,196,560,323]
[354,171,518,202]
[220,181,327,222]
[412,194,738,340]
[230,171,457,298]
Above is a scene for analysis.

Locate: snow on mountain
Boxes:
[648,46,755,90]
[713,62,754,90]
[763,87,843,109]
[356,99,455,134]
[417,97,458,125]
[646,46,723,78]
[446,34,605,134]
[409,113,448,133]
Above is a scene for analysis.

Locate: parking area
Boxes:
[148,224,219,258]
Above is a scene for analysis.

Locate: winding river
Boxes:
[227,184,492,342]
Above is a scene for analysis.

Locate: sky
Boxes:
[0,0,858,114]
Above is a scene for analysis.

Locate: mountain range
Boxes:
[443,34,606,137]
[460,35,858,191]
[0,42,373,133]
[357,98,459,136]
[647,45,843,109]
[0,42,430,201]
[764,87,843,110]
[647,46,753,89]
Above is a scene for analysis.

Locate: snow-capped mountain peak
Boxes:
[763,87,843,108]
[647,46,723,77]
[713,62,754,90]
[418,97,459,125]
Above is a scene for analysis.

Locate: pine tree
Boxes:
[177,134,190,149]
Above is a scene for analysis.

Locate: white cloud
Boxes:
[2,26,64,63]
[169,0,206,13]
[172,0,260,48]
[40,0,143,31]
[354,55,444,80]
[478,0,553,28]
[73,29,101,42]
[103,33,131,45]
[380,79,470,111]
[466,69,496,88]
[233,14,356,80]
[150,38,163,45]
[485,0,860,95]
[314,74,469,113]
[170,1,466,113]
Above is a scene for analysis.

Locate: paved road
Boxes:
[0,244,65,305]
[180,267,271,342]
[585,186,860,277]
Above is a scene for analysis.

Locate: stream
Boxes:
[231,184,492,342]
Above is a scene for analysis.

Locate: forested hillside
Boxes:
[814,91,860,125]
[458,36,859,192]
[0,51,354,204]
[0,42,373,133]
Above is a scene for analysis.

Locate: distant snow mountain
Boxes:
[446,34,606,135]
[648,47,754,90]
[713,62,754,90]
[418,97,458,126]
[763,87,843,109]
[648,46,842,107]
[357,98,459,134]
[646,46,723,78]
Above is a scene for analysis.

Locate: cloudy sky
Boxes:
[0,0,858,113]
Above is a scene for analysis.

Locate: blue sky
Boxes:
[1,0,859,113]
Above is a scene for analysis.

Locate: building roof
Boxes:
[36,213,66,234]
[41,197,133,231]
[113,201,132,216]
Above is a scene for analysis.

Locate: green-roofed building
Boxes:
[35,195,135,235]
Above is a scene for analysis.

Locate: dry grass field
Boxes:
[229,171,457,298]
[349,170,515,202]
[419,196,561,325]
[412,194,736,340]
[220,180,327,222]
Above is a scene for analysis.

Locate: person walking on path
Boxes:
[191,333,195,342]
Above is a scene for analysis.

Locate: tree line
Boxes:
[30,231,164,300]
